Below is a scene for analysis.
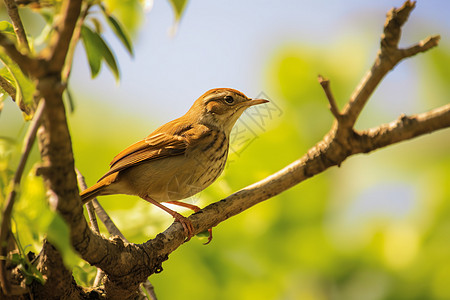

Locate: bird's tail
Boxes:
[80,182,104,204]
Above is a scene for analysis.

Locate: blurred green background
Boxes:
[1,0,450,299]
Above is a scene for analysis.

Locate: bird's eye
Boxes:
[224,96,234,104]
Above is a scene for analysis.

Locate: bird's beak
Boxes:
[243,98,269,107]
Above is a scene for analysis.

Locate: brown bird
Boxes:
[80,88,268,242]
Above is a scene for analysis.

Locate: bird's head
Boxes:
[188,88,268,133]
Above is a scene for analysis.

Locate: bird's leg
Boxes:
[166,201,213,245]
[141,196,194,242]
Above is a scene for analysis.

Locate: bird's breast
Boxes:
[122,130,230,202]
[184,130,229,194]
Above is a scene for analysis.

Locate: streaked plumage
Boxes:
[80,88,268,241]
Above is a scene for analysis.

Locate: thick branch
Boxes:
[74,1,450,294]
[32,240,86,299]
[74,104,449,296]
[11,0,443,298]
[144,103,450,263]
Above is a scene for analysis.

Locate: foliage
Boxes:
[0,0,188,291]
[0,21,35,118]
[1,0,449,299]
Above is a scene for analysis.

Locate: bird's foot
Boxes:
[171,211,195,242]
[166,201,213,244]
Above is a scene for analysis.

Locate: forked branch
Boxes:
[0,0,448,299]
[342,0,440,127]
[70,1,447,298]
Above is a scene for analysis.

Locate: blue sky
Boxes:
[70,0,449,123]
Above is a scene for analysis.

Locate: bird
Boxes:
[79,88,268,243]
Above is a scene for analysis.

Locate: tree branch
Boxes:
[342,0,440,126]
[318,75,341,119]
[2,0,443,298]
[354,104,450,153]
[76,167,158,299]
[3,0,29,51]
[0,32,41,77]
[61,2,90,83]
[140,103,450,277]
[42,0,82,73]
[47,1,445,298]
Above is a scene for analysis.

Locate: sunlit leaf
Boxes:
[0,51,35,119]
[168,0,188,20]
[0,21,35,117]
[81,25,120,81]
[104,0,143,33]
[0,21,15,35]
[101,6,134,56]
[80,25,102,78]
[47,213,78,268]
[91,18,103,34]
[0,69,13,112]
[8,238,45,285]
[10,253,21,265]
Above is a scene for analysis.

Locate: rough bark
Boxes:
[0,1,448,299]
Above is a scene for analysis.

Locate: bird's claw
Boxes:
[172,212,194,242]
[203,228,213,245]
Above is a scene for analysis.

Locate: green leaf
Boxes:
[80,25,120,81]
[10,253,22,265]
[80,25,102,78]
[168,0,188,20]
[0,68,13,111]
[46,213,78,269]
[0,21,15,35]
[7,248,45,285]
[101,6,134,56]
[0,49,35,119]
[104,0,143,33]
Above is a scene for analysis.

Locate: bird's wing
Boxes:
[97,122,211,182]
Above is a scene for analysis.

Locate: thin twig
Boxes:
[0,99,45,294]
[93,269,105,288]
[44,0,82,73]
[75,168,105,286]
[380,0,415,52]
[342,0,439,126]
[318,75,341,120]
[75,168,100,233]
[3,0,29,51]
[149,104,450,265]
[78,172,157,298]
[399,35,441,58]
[142,280,158,300]
[92,199,158,297]
[61,2,91,83]
[91,199,126,241]
[21,0,445,297]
